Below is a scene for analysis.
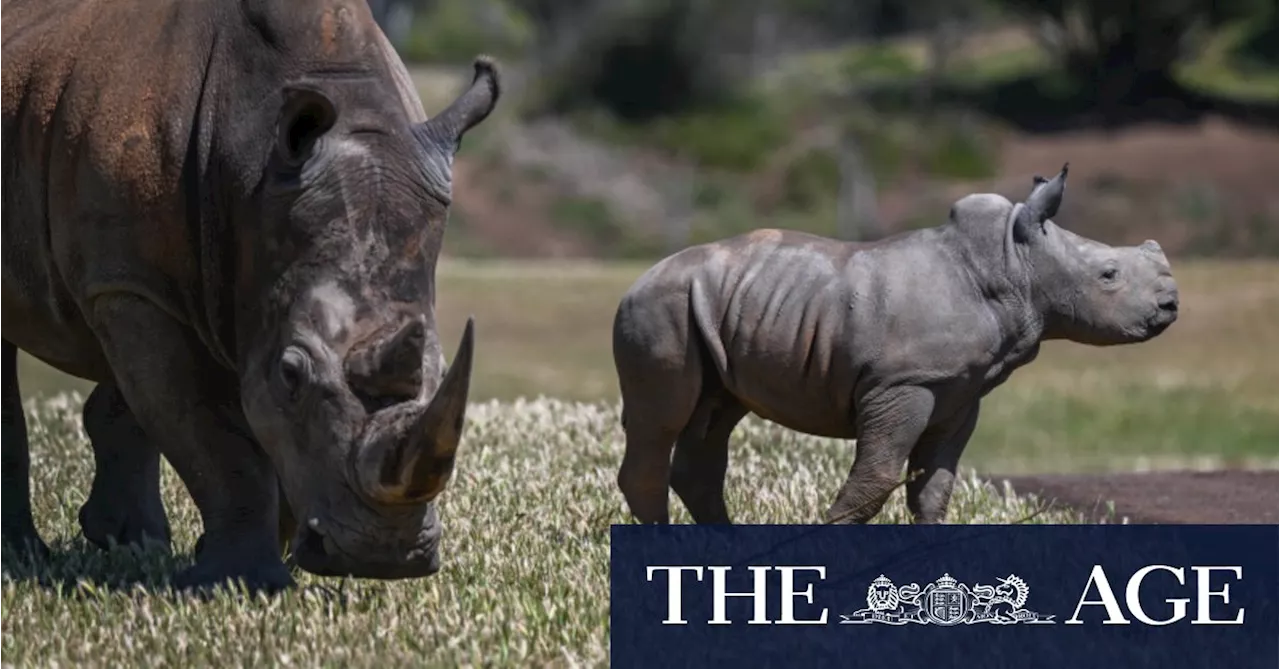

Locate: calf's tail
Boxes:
[688,276,732,388]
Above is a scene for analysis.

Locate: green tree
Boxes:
[998,0,1260,108]
[521,0,758,121]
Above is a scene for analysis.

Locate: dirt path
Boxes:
[994,470,1278,524]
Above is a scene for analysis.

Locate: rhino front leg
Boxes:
[195,479,296,561]
[901,404,977,524]
[1,340,49,560]
[89,294,289,593]
[79,382,172,552]
[825,387,934,524]
[905,403,980,525]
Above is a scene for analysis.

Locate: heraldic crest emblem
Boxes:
[840,573,1055,626]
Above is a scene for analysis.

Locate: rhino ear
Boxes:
[276,87,338,166]
[416,56,500,154]
[1013,163,1068,241]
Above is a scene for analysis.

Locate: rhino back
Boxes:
[629,227,1004,437]
[1,0,425,377]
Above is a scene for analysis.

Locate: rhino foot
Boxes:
[78,501,171,554]
[175,538,294,595]
[193,487,296,562]
[80,383,172,553]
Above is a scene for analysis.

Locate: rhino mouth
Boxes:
[291,515,442,580]
[1145,302,1178,335]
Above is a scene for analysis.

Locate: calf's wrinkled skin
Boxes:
[613,165,1179,525]
[2,0,499,590]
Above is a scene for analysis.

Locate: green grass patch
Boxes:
[3,396,1094,667]
[920,122,998,179]
[973,383,1278,473]
[399,0,533,65]
[780,148,842,210]
[575,94,792,173]
[841,43,922,85]
[647,97,792,171]
[945,44,1053,89]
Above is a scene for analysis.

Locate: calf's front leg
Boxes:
[89,293,290,592]
[905,403,980,524]
[825,387,934,524]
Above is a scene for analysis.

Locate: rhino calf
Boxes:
[612,165,1179,525]
[3,0,498,590]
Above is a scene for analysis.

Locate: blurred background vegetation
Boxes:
[365,0,1277,260]
[16,0,1278,469]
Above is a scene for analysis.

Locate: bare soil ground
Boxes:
[996,470,1279,524]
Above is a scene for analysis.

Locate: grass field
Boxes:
[4,258,1273,666]
[3,394,1098,667]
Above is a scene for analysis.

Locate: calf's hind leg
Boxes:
[671,396,747,524]
[618,420,681,524]
[1,341,48,559]
[615,362,701,525]
[79,382,171,551]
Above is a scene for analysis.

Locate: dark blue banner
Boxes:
[610,525,1278,668]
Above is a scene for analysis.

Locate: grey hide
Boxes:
[3,0,498,591]
[611,165,1179,525]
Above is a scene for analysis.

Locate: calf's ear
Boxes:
[276,87,338,167]
[1013,163,1068,242]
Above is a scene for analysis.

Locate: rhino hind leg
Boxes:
[825,387,934,524]
[79,382,172,552]
[1,341,50,560]
[615,360,704,524]
[618,420,682,524]
[670,394,747,524]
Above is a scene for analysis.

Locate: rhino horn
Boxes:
[419,56,500,151]
[355,317,476,504]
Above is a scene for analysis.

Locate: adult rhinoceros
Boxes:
[2,0,499,591]
[612,166,1180,526]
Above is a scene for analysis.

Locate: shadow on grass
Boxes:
[1,540,348,604]
[1,537,187,594]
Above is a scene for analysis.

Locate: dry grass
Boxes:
[2,395,1092,667]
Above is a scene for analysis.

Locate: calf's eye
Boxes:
[1100,268,1118,281]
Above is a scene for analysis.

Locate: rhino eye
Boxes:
[1100,268,1118,282]
[279,346,314,401]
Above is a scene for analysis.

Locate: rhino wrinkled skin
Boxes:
[2,0,499,590]
[613,165,1179,526]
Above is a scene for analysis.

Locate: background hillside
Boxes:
[373,0,1278,260]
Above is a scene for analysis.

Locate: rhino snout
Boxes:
[291,516,442,580]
